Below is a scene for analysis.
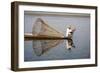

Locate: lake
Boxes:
[24,11,90,61]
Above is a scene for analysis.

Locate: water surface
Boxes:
[24,11,90,61]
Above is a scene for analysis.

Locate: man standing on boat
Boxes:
[66,25,76,50]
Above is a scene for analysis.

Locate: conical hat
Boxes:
[67,25,76,31]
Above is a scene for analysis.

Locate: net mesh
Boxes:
[32,18,64,56]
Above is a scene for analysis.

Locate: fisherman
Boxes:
[66,25,76,50]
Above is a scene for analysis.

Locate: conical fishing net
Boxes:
[32,18,64,56]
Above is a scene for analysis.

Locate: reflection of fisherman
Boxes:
[66,25,76,50]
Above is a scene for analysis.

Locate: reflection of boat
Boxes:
[24,18,76,56]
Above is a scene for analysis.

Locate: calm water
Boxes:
[24,11,90,61]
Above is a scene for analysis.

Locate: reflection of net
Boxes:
[32,18,64,56]
[33,40,63,56]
